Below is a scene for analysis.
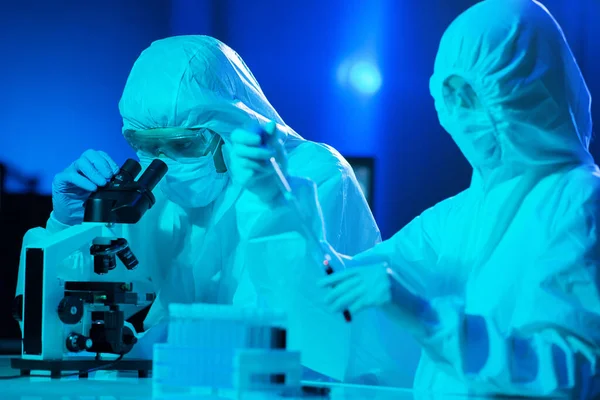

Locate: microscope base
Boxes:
[10,357,152,379]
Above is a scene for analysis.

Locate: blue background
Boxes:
[1,0,599,239]
[2,0,600,384]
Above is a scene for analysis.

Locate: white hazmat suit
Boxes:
[16,36,407,383]
[323,0,600,397]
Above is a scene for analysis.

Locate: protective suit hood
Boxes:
[119,35,303,145]
[430,0,594,181]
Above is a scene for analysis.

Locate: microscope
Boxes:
[11,158,167,378]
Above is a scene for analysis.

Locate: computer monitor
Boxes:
[345,157,375,213]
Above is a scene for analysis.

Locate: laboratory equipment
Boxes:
[258,127,352,322]
[10,159,167,378]
[152,304,303,397]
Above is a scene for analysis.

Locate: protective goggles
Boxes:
[123,128,221,159]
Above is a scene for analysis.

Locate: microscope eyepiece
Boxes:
[83,158,168,224]
[111,159,141,187]
[136,159,168,192]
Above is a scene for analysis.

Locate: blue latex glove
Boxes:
[227,120,287,203]
[52,149,119,225]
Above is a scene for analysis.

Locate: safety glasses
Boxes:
[123,128,220,159]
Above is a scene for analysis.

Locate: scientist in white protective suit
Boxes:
[16,35,411,384]
[230,0,600,397]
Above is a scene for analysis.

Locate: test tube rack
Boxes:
[152,304,302,397]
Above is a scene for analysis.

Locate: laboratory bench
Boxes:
[1,356,510,399]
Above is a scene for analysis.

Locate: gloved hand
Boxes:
[318,261,438,335]
[317,262,393,315]
[228,120,288,203]
[52,149,119,225]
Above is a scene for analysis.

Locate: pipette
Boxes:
[259,128,352,323]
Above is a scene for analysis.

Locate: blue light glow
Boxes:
[338,60,382,95]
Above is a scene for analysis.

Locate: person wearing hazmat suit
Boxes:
[15,35,409,384]
[229,0,600,397]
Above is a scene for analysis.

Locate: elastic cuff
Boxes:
[422,297,507,381]
[475,316,506,379]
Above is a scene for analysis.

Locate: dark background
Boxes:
[1,0,599,382]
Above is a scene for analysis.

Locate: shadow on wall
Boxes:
[0,192,52,352]
[0,163,48,351]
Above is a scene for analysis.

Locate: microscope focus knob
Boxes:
[58,297,84,324]
[66,333,93,353]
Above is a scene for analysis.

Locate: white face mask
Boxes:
[139,154,229,209]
